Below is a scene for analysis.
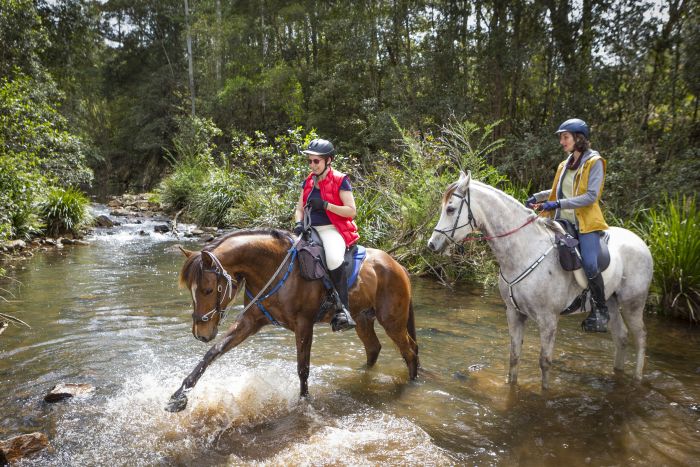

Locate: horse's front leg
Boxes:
[537,315,558,391]
[295,317,314,397]
[506,306,528,385]
[165,315,263,412]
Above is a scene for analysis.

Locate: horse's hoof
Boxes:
[164,394,188,412]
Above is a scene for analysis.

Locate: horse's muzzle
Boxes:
[192,324,217,342]
[427,236,445,253]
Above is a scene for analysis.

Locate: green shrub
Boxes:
[0,154,43,240]
[159,159,210,211]
[632,196,700,322]
[38,187,91,237]
[189,169,244,227]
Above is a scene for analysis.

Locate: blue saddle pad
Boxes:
[320,245,366,290]
[347,245,366,288]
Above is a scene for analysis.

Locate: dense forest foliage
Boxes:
[0,0,698,319]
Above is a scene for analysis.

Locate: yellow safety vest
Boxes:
[546,155,609,233]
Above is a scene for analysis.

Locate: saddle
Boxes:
[555,219,611,316]
[554,219,610,273]
[297,228,366,289]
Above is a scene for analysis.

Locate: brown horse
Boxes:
[165,228,418,412]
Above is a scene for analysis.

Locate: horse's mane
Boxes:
[178,228,290,289]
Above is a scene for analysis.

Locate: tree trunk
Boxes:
[215,0,221,85]
[641,0,686,131]
[184,0,195,117]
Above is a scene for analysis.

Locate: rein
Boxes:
[462,215,539,242]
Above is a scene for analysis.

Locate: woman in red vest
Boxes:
[293,138,359,332]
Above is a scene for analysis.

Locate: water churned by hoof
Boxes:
[164,394,188,413]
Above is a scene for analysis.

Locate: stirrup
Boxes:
[581,309,609,333]
[331,308,356,332]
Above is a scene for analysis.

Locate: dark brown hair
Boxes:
[574,133,590,153]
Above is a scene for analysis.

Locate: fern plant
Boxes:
[38,187,91,237]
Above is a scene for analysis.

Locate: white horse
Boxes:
[427,171,653,389]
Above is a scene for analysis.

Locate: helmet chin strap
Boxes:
[317,161,330,180]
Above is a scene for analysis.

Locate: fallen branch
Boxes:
[0,312,30,328]
[172,208,185,236]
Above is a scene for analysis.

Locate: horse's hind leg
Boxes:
[355,309,382,367]
[620,296,647,380]
[506,306,528,385]
[607,295,628,372]
[378,312,418,380]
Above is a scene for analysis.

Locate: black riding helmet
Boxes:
[303,138,335,157]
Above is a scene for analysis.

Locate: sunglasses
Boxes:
[308,158,324,165]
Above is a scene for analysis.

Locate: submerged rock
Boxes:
[44,383,95,402]
[0,432,49,462]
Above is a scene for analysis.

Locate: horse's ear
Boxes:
[456,170,471,194]
[201,251,214,268]
[178,245,194,258]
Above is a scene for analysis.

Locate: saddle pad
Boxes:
[320,244,366,290]
[347,245,367,289]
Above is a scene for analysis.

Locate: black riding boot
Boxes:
[329,266,356,332]
[582,273,610,333]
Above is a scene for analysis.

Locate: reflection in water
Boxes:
[1,216,699,465]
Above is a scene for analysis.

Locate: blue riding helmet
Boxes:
[555,118,590,139]
[303,138,335,157]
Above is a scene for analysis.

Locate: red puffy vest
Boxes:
[302,168,360,247]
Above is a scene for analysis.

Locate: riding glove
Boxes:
[525,195,537,208]
[293,221,304,236]
[307,197,328,211]
[540,200,560,211]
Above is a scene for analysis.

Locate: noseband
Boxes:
[197,251,237,323]
[433,188,477,244]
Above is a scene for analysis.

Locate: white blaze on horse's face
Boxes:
[190,284,197,306]
[428,170,474,253]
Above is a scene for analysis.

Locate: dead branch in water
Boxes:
[0,312,30,328]
[172,208,185,236]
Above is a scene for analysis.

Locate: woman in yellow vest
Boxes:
[526,118,610,332]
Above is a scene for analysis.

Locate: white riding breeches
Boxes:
[314,224,346,270]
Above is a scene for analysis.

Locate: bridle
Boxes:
[432,188,477,246]
[197,251,237,323]
[433,186,540,246]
